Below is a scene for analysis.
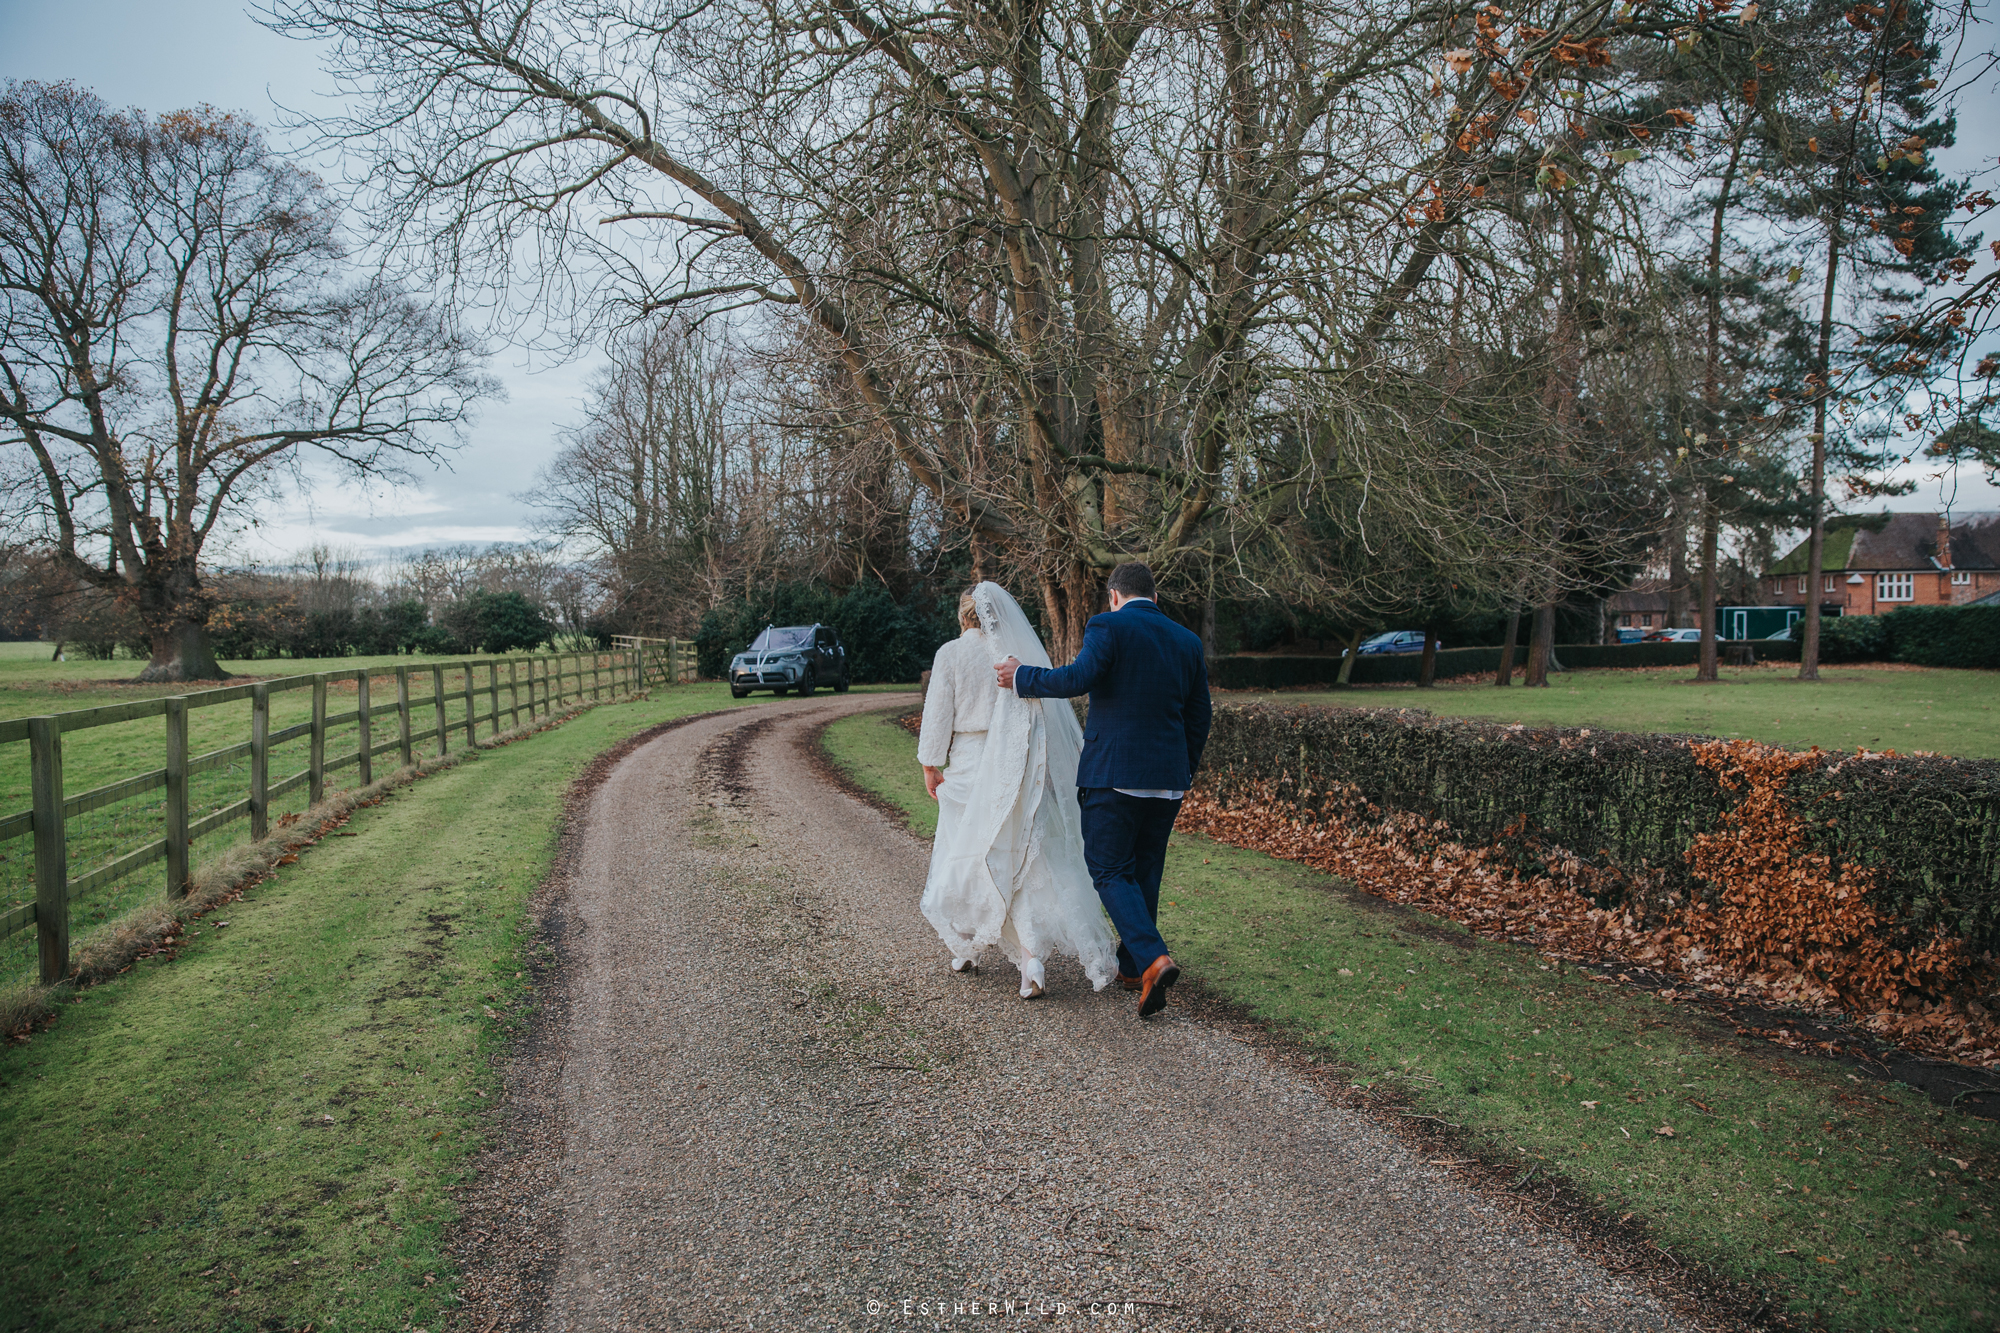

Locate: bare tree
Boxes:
[527,320,735,633]
[269,0,1752,657]
[0,82,493,679]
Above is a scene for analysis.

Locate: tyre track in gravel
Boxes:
[471,696,1696,1332]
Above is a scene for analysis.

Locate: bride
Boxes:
[916,582,1119,998]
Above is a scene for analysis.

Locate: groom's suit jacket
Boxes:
[1012,599,1213,791]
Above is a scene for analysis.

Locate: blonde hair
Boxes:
[958,587,980,631]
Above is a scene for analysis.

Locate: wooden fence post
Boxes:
[310,674,328,806]
[164,696,190,898]
[396,666,413,768]
[592,652,602,700]
[464,663,477,746]
[251,682,270,841]
[509,659,521,728]
[488,661,501,739]
[29,716,69,986]
[431,663,448,755]
[357,670,373,787]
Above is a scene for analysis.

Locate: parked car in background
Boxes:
[1348,630,1441,656]
[729,624,851,698]
[1642,628,1703,643]
[1616,626,1647,643]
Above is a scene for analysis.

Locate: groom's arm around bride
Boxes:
[994,562,1212,1018]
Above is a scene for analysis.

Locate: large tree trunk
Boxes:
[1417,627,1439,688]
[1494,609,1520,686]
[1335,626,1362,687]
[1523,603,1555,688]
[135,566,225,682]
[1697,134,1743,687]
[1799,221,1843,682]
[1038,560,1100,664]
[1695,490,1721,682]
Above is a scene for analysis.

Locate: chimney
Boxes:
[1938,514,1954,570]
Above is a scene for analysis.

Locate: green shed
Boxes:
[1713,605,1807,640]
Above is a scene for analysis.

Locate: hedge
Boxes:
[1209,648,1495,689]
[1197,705,2000,955]
[1819,606,2000,669]
[1211,639,1798,689]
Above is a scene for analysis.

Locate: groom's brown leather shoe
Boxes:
[1137,955,1180,1018]
[1117,973,1143,991]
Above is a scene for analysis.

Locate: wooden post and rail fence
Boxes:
[611,636,698,686]
[0,646,678,987]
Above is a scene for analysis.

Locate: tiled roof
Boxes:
[1766,511,2000,576]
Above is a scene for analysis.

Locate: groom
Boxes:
[995,563,1212,1018]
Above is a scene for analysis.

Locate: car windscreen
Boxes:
[748,626,814,652]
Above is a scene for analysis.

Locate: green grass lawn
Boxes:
[0,644,664,980]
[1229,663,2000,759]
[0,684,746,1333]
[822,706,2000,1332]
[0,644,616,808]
[818,705,935,838]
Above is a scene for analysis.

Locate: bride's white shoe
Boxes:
[951,956,978,975]
[1018,956,1046,999]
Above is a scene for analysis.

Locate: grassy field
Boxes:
[822,706,2000,1333]
[0,684,755,1333]
[0,643,615,806]
[0,643,658,982]
[1229,662,2000,758]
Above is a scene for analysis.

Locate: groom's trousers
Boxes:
[1077,787,1180,976]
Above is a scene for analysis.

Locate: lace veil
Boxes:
[973,581,1085,789]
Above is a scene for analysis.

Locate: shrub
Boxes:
[1208,639,1802,689]
[1196,704,2000,956]
[1885,604,2000,670]
[440,590,553,654]
[1819,614,1891,663]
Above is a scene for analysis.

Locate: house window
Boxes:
[1641,613,1653,628]
[1877,573,1914,602]
[1798,576,1808,594]
[1952,571,1971,585]
[1823,576,1837,593]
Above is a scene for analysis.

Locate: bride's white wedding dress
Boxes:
[917,583,1118,994]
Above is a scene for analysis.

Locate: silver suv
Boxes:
[729,624,851,698]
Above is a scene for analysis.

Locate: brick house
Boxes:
[1762,511,2000,614]
[1606,576,1673,631]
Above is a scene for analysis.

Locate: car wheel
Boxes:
[771,685,789,695]
[834,673,850,694]
[730,686,749,699]
[796,668,816,697]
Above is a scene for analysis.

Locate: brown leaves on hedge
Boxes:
[1679,740,1971,1012]
[1179,734,1999,1069]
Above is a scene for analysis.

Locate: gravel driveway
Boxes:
[456,696,1692,1332]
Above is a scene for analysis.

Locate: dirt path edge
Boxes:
[443,708,741,1333]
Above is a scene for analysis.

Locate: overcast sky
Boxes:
[2,0,1997,570]
[0,0,599,567]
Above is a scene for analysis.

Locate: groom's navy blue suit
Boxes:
[1011,599,1212,977]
